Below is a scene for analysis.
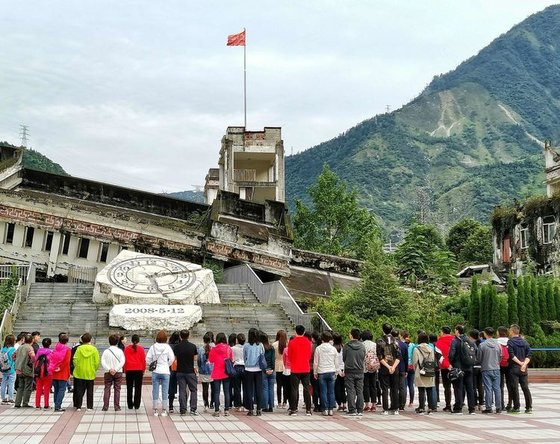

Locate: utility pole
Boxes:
[385,105,390,113]
[19,124,30,148]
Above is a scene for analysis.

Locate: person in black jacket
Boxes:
[376,323,401,415]
[507,324,532,414]
[448,325,476,414]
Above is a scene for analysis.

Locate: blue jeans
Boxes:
[482,369,501,410]
[52,380,67,409]
[318,372,336,410]
[213,378,230,412]
[152,372,170,409]
[1,372,16,400]
[261,371,275,410]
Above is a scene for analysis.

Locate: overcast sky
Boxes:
[0,1,557,193]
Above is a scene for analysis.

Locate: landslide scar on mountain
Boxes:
[429,90,465,138]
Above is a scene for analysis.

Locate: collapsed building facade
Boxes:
[493,140,559,275]
[0,128,359,302]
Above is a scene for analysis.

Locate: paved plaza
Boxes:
[0,383,559,444]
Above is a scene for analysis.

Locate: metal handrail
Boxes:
[223,264,331,332]
[68,265,97,284]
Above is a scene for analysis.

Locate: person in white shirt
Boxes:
[101,334,126,411]
[146,330,175,416]
[313,331,339,416]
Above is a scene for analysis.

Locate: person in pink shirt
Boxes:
[208,332,233,417]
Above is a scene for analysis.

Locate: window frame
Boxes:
[77,238,90,259]
[520,226,529,250]
[543,218,557,245]
[4,222,15,244]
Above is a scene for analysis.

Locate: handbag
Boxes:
[448,367,464,382]
[225,358,235,377]
[148,350,162,372]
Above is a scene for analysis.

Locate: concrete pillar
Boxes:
[47,232,62,276]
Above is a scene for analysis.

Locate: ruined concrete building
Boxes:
[493,140,559,275]
[0,131,358,303]
[205,127,285,205]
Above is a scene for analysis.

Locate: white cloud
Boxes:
[0,0,557,192]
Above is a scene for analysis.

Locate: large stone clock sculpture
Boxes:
[108,256,196,295]
[93,250,220,306]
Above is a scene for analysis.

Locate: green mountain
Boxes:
[1,142,67,176]
[22,148,66,175]
[286,6,560,238]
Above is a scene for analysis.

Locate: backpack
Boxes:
[365,348,380,372]
[460,338,477,367]
[500,344,509,367]
[379,337,398,366]
[34,354,49,378]
[417,348,436,377]
[0,348,11,373]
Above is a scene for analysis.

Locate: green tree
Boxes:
[538,279,547,322]
[293,163,380,259]
[447,218,493,265]
[507,273,519,325]
[447,219,481,259]
[343,239,407,319]
[528,277,537,331]
[490,285,500,328]
[469,277,480,328]
[555,284,560,321]
[546,281,556,321]
[517,276,527,332]
[0,271,19,312]
[395,222,456,291]
[479,285,488,328]
[495,294,509,328]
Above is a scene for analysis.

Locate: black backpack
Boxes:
[34,354,49,378]
[379,337,399,366]
[460,338,477,367]
[417,348,436,377]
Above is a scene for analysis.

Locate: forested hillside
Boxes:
[286,5,560,238]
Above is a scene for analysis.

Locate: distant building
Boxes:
[492,140,558,275]
[205,127,285,205]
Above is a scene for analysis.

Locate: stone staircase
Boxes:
[13,282,294,345]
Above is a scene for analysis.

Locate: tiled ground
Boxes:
[0,383,558,443]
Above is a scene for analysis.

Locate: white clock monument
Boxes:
[93,250,220,331]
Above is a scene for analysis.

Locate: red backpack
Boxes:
[499,344,509,367]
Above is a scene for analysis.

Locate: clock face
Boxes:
[108,257,196,295]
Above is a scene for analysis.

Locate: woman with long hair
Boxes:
[272,329,288,408]
[0,335,16,404]
[197,332,214,412]
[168,331,180,413]
[260,331,275,412]
[208,332,233,417]
[332,332,347,411]
[243,328,264,416]
[146,330,175,416]
[124,334,145,410]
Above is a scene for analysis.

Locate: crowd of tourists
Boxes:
[0,323,533,418]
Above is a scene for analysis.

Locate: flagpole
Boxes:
[243,27,247,129]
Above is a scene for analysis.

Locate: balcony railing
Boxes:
[234,169,257,182]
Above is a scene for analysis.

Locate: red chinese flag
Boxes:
[227,30,246,46]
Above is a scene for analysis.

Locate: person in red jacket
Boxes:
[49,334,72,412]
[124,334,146,410]
[435,326,454,412]
[287,325,312,416]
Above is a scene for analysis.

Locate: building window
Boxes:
[77,238,90,259]
[24,227,35,248]
[4,223,15,244]
[543,217,556,245]
[61,234,70,255]
[520,227,529,249]
[98,242,109,263]
[44,231,54,252]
